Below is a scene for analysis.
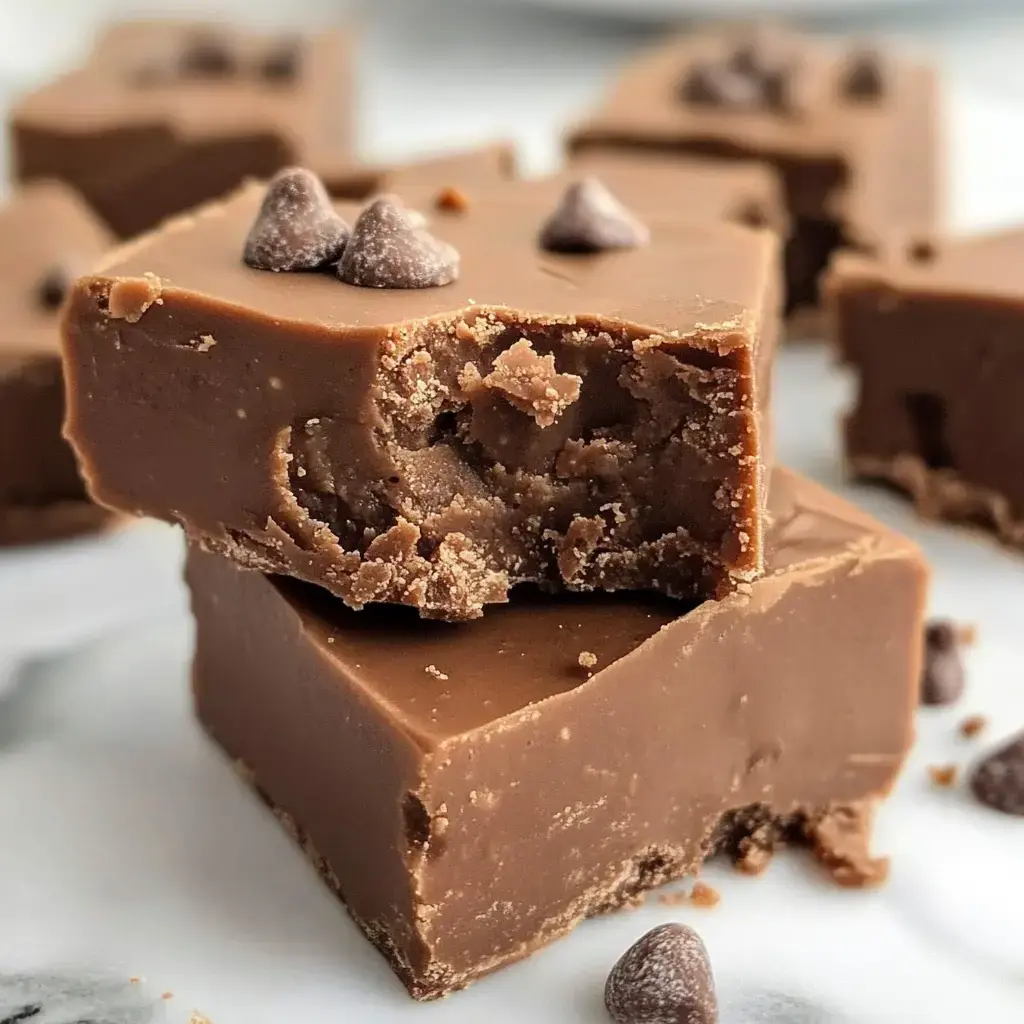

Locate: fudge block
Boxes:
[189,468,927,1000]
[63,177,779,619]
[831,230,1024,550]
[313,142,518,201]
[12,21,351,238]
[0,182,115,544]
[568,25,939,333]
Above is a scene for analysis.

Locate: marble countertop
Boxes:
[0,3,1022,1021]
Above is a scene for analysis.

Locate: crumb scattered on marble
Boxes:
[959,714,988,739]
[426,664,449,681]
[578,651,597,669]
[657,889,690,906]
[189,1014,214,1024]
[161,991,174,1000]
[689,881,721,908]
[929,764,959,788]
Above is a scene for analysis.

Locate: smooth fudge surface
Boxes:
[832,230,1024,549]
[569,26,939,329]
[64,181,778,619]
[189,467,927,1000]
[12,21,351,237]
[0,182,114,543]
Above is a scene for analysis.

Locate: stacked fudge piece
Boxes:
[568,24,940,337]
[60,161,928,999]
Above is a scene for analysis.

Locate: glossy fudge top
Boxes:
[0,182,113,360]
[269,468,919,747]
[95,178,777,340]
[14,20,348,152]
[831,229,1024,304]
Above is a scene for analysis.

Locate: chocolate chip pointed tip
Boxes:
[842,48,885,101]
[243,167,350,273]
[179,31,236,77]
[605,923,718,1024]
[337,195,460,289]
[970,731,1024,816]
[539,177,650,255]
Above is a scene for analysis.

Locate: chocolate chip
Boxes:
[842,50,885,101]
[539,178,649,254]
[179,32,236,77]
[36,264,72,311]
[243,168,350,273]
[337,196,460,289]
[920,619,966,706]
[260,38,301,82]
[605,923,718,1024]
[681,64,763,110]
[970,731,1024,816]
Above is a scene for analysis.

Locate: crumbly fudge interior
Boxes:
[277,311,759,619]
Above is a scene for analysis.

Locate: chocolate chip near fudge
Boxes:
[920,619,967,706]
[830,230,1024,550]
[188,468,926,999]
[605,923,718,1024]
[0,183,115,545]
[11,21,352,238]
[538,177,650,253]
[970,731,1024,816]
[568,25,939,334]
[63,179,778,620]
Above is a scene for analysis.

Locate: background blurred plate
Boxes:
[518,0,933,18]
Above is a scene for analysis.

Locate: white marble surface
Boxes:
[0,3,1023,1022]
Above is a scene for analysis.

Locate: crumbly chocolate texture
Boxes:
[830,229,1024,550]
[64,182,778,620]
[567,25,939,334]
[11,21,352,237]
[188,468,926,999]
[0,183,115,544]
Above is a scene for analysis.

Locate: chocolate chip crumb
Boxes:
[920,619,966,706]
[36,264,71,311]
[260,38,301,82]
[959,714,988,739]
[689,881,721,909]
[970,731,1024,816]
[539,178,650,254]
[179,32,236,77]
[244,168,350,273]
[578,651,598,669]
[338,196,460,289]
[842,49,885,101]
[928,763,959,788]
[605,923,718,1024]
[435,185,470,213]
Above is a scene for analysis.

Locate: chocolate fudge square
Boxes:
[568,25,939,334]
[12,21,351,238]
[189,468,927,1000]
[63,178,779,620]
[314,142,518,201]
[831,230,1024,550]
[0,182,115,544]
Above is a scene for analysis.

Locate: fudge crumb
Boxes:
[689,881,722,908]
[425,664,449,681]
[605,923,717,1024]
[656,889,689,906]
[468,339,581,427]
[161,992,174,1000]
[959,714,988,739]
[578,651,598,669]
[129,977,140,985]
[107,272,163,322]
[435,185,470,212]
[929,763,959,788]
[957,622,979,646]
[806,804,890,888]
[195,334,217,352]
[188,1015,213,1024]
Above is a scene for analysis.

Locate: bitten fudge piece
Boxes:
[314,142,518,201]
[0,183,115,544]
[831,230,1024,550]
[189,468,927,1000]
[11,21,351,237]
[63,177,779,620]
[568,25,939,334]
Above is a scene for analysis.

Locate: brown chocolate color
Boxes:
[11,21,351,238]
[0,182,115,544]
[567,26,939,334]
[63,182,778,619]
[188,468,927,999]
[830,229,1024,550]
